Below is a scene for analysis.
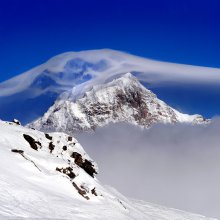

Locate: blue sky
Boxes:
[0,0,220,82]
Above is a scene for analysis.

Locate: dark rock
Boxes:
[11,149,24,154]
[72,182,89,200]
[12,119,21,125]
[56,166,76,179]
[63,146,67,151]
[35,141,42,147]
[68,136,72,142]
[83,159,97,177]
[23,134,38,151]
[71,152,97,177]
[49,142,55,153]
[45,133,52,140]
[71,152,83,166]
[91,187,98,196]
[67,171,76,179]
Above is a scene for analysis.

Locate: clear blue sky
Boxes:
[0,0,220,82]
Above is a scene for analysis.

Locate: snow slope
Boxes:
[29,73,206,134]
[0,120,217,220]
[0,49,219,123]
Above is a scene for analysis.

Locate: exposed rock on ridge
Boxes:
[29,73,206,134]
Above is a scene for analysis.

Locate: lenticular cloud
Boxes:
[1,49,220,97]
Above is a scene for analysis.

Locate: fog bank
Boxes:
[78,119,220,218]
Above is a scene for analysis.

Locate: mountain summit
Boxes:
[29,73,206,134]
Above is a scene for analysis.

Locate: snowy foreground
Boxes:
[0,120,216,220]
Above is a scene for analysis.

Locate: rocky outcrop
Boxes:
[23,134,40,151]
[1,121,99,200]
[56,166,76,179]
[71,152,97,177]
[12,119,21,125]
[45,133,52,140]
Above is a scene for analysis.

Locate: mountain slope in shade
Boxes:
[29,73,206,134]
[0,120,216,220]
[1,49,219,124]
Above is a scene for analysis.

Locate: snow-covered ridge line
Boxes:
[0,120,217,219]
[29,73,207,134]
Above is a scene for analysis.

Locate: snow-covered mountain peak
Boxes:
[102,72,142,89]
[0,49,219,124]
[29,73,206,134]
[66,72,150,101]
[77,72,156,104]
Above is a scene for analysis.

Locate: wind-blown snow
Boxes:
[0,120,217,220]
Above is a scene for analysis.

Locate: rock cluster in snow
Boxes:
[2,120,99,201]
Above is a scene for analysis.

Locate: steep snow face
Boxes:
[0,49,219,124]
[30,73,206,134]
[0,120,216,220]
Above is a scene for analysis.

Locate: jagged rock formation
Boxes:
[30,73,207,134]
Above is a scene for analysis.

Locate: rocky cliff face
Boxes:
[29,73,206,134]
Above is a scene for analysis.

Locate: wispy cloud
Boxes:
[78,119,220,218]
[1,49,220,97]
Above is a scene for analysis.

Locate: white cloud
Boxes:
[1,49,220,97]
